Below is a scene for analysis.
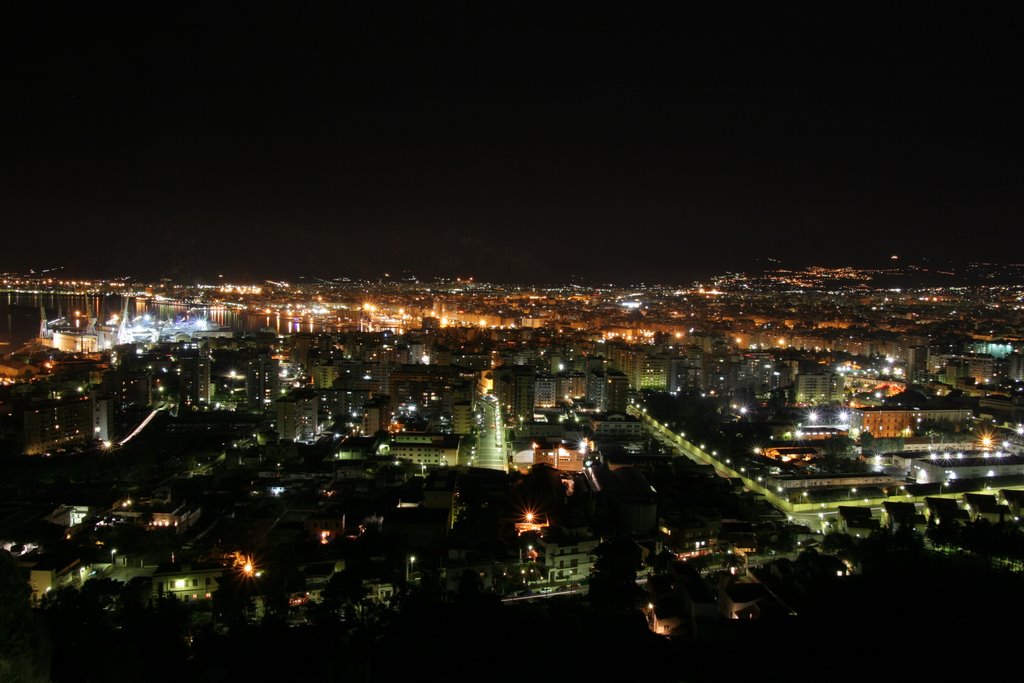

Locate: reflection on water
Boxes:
[1,292,325,345]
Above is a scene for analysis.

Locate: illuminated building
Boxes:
[534,373,557,409]
[177,344,211,409]
[637,355,669,391]
[106,371,152,408]
[49,329,99,353]
[146,502,203,533]
[1008,353,1024,382]
[494,366,536,420]
[311,363,338,389]
[906,345,931,382]
[793,371,845,405]
[669,354,703,392]
[587,411,643,440]
[276,390,319,443]
[92,395,115,442]
[659,517,720,557]
[245,351,280,407]
[21,396,93,455]
[850,407,973,438]
[910,453,1024,484]
[605,371,629,413]
[25,556,82,606]
[0,359,42,379]
[555,371,587,401]
[305,513,346,543]
[382,433,461,467]
[537,526,598,584]
[361,396,390,435]
[520,437,589,472]
[735,352,778,397]
[452,401,474,435]
[587,370,628,412]
[152,562,224,601]
[387,364,471,414]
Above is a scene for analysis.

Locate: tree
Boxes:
[455,569,484,605]
[0,551,46,682]
[321,568,368,621]
[821,531,857,563]
[925,518,959,549]
[821,436,856,473]
[212,571,255,631]
[588,538,644,610]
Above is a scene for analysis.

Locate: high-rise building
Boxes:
[1008,353,1024,382]
[361,395,391,435]
[104,370,152,408]
[246,352,281,408]
[669,353,703,392]
[636,355,669,391]
[276,390,319,443]
[311,364,338,389]
[906,346,931,383]
[794,372,844,405]
[452,401,474,435]
[289,333,316,368]
[736,352,775,396]
[534,374,557,409]
[605,370,629,413]
[942,360,971,387]
[587,370,608,409]
[93,395,115,443]
[177,344,211,409]
[556,372,587,402]
[21,396,94,455]
[495,366,536,420]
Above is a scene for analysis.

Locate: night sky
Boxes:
[3,6,1023,283]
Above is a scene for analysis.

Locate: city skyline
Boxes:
[4,8,1024,283]
[7,8,1024,680]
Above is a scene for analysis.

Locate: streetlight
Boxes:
[406,555,416,584]
[110,548,117,578]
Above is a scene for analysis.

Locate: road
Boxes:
[473,396,507,472]
[502,585,588,603]
[117,404,165,446]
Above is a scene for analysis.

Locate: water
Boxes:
[0,291,328,347]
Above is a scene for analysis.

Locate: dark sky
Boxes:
[3,6,1023,283]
